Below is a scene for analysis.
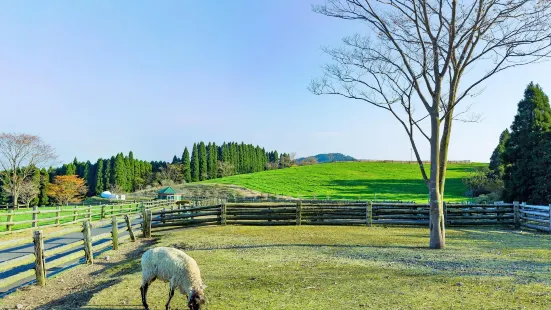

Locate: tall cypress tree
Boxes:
[199,142,208,181]
[191,143,199,182]
[210,142,218,179]
[182,147,191,183]
[103,158,111,191]
[114,153,127,191]
[83,161,93,196]
[30,168,41,206]
[64,163,76,175]
[129,151,135,192]
[124,155,132,192]
[503,82,551,203]
[95,159,104,195]
[489,129,510,179]
[206,142,213,179]
[109,156,116,187]
[38,168,50,206]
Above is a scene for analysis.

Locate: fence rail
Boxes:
[0,200,175,293]
[518,203,551,232]
[3,199,548,295]
[145,201,530,231]
[0,202,148,235]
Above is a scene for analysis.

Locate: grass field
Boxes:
[206,162,485,202]
[3,225,550,309]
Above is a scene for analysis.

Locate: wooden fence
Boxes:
[0,198,226,293]
[144,201,529,231]
[518,203,551,233]
[0,201,173,292]
[3,200,548,294]
[0,202,148,235]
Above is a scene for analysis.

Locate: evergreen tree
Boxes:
[206,142,218,179]
[273,151,279,165]
[114,153,127,191]
[172,155,180,164]
[199,142,208,181]
[73,157,81,176]
[64,163,76,175]
[31,168,41,206]
[503,82,551,203]
[191,143,199,182]
[129,151,135,191]
[109,156,116,187]
[182,147,191,183]
[103,158,111,191]
[124,155,132,191]
[531,132,551,203]
[210,142,218,179]
[489,129,510,179]
[38,168,50,206]
[95,159,104,195]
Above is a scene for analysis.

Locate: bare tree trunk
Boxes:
[429,113,445,249]
[13,192,19,210]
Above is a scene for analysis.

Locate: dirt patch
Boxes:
[0,238,157,310]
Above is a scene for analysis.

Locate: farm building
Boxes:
[157,186,183,201]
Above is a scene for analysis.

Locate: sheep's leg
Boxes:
[141,277,156,310]
[165,286,175,310]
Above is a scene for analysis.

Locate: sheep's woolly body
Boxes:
[141,247,204,296]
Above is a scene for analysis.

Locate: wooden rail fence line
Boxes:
[144,201,548,231]
[0,202,150,235]
[2,199,549,294]
[0,200,176,292]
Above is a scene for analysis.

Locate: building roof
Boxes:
[158,187,177,195]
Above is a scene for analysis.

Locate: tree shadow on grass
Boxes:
[37,278,124,310]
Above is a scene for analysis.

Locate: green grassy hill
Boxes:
[205,161,485,202]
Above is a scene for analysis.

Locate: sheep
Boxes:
[140,246,207,310]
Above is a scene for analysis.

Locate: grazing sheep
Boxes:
[140,247,206,310]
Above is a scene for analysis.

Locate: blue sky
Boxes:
[1,1,550,164]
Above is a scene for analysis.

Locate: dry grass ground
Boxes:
[1,225,550,309]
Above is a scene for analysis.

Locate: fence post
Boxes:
[6,210,13,231]
[33,230,46,286]
[513,201,520,229]
[32,205,38,228]
[161,207,166,224]
[83,220,94,264]
[55,206,61,226]
[101,205,105,219]
[142,209,148,238]
[146,210,152,238]
[88,205,92,220]
[221,203,227,226]
[112,216,119,250]
[366,201,373,227]
[296,201,302,226]
[73,206,77,222]
[125,215,136,242]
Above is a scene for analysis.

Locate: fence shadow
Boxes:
[34,239,157,310]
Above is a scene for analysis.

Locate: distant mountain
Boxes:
[296,153,356,164]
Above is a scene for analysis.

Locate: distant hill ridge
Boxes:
[296,153,356,164]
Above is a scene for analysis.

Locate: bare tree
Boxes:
[310,0,551,248]
[18,180,39,208]
[0,133,56,209]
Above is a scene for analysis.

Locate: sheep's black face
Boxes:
[188,291,205,310]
